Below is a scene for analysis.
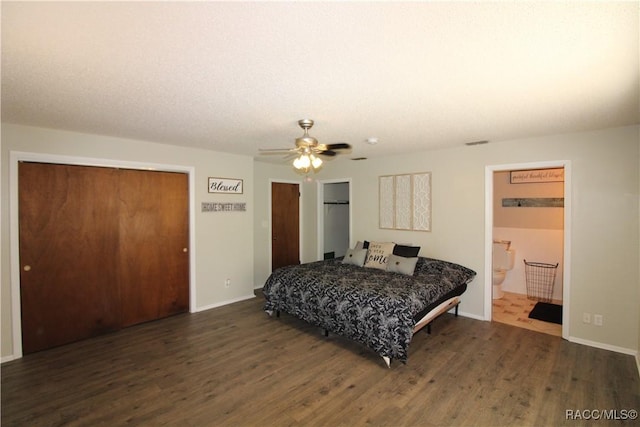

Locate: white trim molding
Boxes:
[569,336,638,357]
[484,160,572,342]
[194,294,256,313]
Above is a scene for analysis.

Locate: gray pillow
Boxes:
[342,248,367,267]
[387,254,419,275]
[354,240,370,250]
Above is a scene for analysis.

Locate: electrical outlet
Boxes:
[583,312,591,324]
[594,314,603,326]
[225,278,231,288]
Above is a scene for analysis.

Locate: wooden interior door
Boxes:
[19,163,121,354]
[118,169,189,327]
[271,182,300,270]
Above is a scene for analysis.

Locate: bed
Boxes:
[263,247,476,367]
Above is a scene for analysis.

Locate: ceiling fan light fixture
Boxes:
[293,154,309,170]
[292,153,323,173]
[311,154,323,169]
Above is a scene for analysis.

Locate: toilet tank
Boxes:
[492,241,515,270]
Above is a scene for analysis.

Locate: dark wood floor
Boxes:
[2,292,639,426]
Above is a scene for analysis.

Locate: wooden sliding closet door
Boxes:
[19,163,121,354]
[118,169,189,327]
[18,162,189,354]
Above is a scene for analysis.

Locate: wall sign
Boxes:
[510,168,564,184]
[202,202,246,212]
[208,177,243,194]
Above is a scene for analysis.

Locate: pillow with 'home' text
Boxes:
[364,241,395,270]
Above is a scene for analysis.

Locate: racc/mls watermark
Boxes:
[566,409,638,421]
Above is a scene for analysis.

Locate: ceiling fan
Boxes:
[259,119,352,173]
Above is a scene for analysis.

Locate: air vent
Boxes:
[351,157,368,161]
[465,140,489,146]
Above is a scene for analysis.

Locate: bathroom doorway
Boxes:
[485,161,571,340]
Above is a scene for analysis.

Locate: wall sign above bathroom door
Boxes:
[510,168,564,184]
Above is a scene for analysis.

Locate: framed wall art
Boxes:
[379,172,431,231]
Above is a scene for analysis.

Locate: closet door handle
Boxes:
[182,248,188,253]
[23,265,32,272]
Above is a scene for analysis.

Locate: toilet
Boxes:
[492,240,515,299]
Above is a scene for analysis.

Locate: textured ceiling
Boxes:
[2,1,638,163]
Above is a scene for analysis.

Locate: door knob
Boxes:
[23,265,32,271]
[183,248,188,253]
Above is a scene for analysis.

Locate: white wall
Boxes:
[254,125,639,353]
[1,124,255,360]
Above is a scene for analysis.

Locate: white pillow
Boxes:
[364,241,395,270]
[387,254,419,276]
[342,248,367,267]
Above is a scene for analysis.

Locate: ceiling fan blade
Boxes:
[316,142,352,153]
[259,148,298,155]
[283,153,299,160]
[318,150,337,157]
[324,143,351,151]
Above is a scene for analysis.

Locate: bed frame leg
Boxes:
[276,310,280,318]
[324,329,329,337]
[427,323,431,334]
[455,304,459,317]
[382,356,391,368]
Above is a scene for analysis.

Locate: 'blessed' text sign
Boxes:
[208,177,243,194]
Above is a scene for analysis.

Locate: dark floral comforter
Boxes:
[263,257,476,362]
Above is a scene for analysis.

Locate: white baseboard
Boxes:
[456,310,485,321]
[568,336,637,357]
[1,354,18,364]
[193,293,256,313]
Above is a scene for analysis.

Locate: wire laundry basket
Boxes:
[524,259,558,303]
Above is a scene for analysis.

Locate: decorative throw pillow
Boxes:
[393,244,421,258]
[364,241,395,270]
[354,240,370,250]
[342,248,367,267]
[387,254,419,276]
